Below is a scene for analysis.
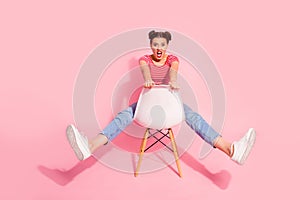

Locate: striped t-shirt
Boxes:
[139,54,179,85]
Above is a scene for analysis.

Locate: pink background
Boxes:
[1,0,299,199]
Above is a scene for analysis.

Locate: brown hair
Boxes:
[148,30,172,44]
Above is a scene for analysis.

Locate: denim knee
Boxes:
[183,104,220,146]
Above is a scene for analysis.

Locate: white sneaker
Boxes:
[66,124,91,160]
[231,128,256,165]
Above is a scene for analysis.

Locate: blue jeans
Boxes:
[102,103,221,146]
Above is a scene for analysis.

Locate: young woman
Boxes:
[66,30,256,165]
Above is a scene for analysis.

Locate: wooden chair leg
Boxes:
[169,128,183,177]
[135,128,149,177]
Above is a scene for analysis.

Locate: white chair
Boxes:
[133,85,185,177]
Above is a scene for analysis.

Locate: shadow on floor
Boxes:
[38,139,231,189]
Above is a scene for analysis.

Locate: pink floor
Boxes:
[1,1,300,199]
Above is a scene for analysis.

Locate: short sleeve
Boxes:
[167,55,179,65]
[139,55,151,65]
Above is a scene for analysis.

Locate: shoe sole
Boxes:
[66,125,84,160]
[240,128,256,164]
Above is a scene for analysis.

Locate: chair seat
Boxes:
[133,85,185,130]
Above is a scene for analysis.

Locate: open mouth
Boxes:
[157,50,162,58]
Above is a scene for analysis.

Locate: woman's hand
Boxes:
[144,80,155,88]
[169,81,180,90]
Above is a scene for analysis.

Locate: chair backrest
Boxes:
[133,85,185,130]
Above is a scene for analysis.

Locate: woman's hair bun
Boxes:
[148,30,156,40]
[164,31,172,42]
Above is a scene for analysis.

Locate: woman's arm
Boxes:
[169,61,180,89]
[140,60,155,88]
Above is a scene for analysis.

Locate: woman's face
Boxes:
[150,37,168,61]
